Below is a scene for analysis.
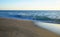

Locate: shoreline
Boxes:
[0,18,60,37]
[1,17,60,24]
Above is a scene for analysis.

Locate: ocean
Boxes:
[0,10,60,23]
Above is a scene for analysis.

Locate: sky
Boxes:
[0,0,60,10]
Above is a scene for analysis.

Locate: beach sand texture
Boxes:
[0,18,60,37]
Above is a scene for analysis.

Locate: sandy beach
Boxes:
[0,18,60,37]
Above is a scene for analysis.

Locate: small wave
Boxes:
[34,21,60,35]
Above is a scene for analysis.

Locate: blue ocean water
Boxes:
[0,10,60,23]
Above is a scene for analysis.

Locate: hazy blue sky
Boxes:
[0,0,60,10]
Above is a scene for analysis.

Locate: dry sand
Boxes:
[0,18,60,37]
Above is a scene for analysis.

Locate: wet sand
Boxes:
[0,18,60,37]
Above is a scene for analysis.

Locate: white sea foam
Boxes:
[34,21,60,35]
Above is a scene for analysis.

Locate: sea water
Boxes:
[0,10,60,23]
